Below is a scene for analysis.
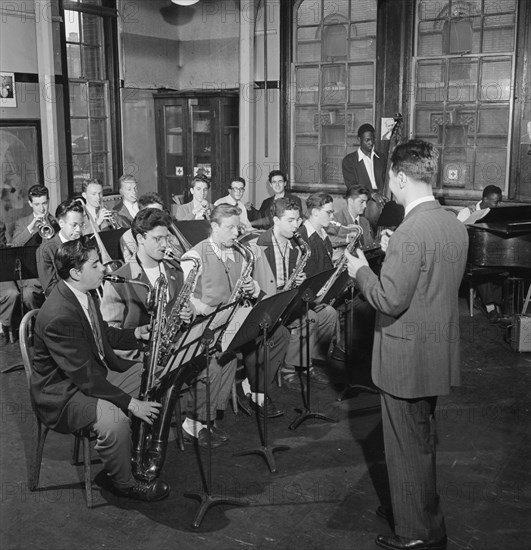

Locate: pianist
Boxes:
[457,185,502,223]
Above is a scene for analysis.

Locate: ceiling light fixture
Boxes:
[171,0,200,6]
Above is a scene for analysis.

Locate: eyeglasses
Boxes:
[320,208,335,216]
[67,222,86,229]
[230,187,245,192]
[146,234,169,244]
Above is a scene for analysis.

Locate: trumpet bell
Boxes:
[38,223,55,240]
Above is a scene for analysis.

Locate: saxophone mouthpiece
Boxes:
[329,220,341,227]
[103,274,127,283]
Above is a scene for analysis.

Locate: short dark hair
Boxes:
[131,208,172,240]
[189,176,210,190]
[268,170,287,183]
[306,192,334,212]
[345,185,371,200]
[81,178,103,192]
[482,185,502,198]
[55,235,99,280]
[230,177,246,188]
[390,139,439,186]
[210,204,241,225]
[138,192,164,209]
[358,123,375,138]
[119,174,137,187]
[271,197,300,219]
[28,185,49,202]
[55,198,84,220]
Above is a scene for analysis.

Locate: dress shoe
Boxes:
[182,427,225,448]
[329,343,346,362]
[211,422,229,442]
[117,479,171,502]
[309,366,329,384]
[281,372,302,391]
[375,534,447,550]
[249,395,284,418]
[235,383,252,416]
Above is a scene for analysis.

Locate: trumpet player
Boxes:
[173,176,213,221]
[81,178,115,233]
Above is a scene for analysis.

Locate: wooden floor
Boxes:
[1,297,530,550]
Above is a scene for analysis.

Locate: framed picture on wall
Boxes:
[0,120,43,235]
[0,72,16,108]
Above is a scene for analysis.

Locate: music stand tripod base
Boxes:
[184,491,249,529]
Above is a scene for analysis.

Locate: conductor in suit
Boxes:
[346,140,468,550]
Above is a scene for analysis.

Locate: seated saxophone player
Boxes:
[31,236,170,502]
[181,204,290,419]
[81,178,115,234]
[101,208,227,449]
[252,198,338,390]
[36,198,86,296]
[10,184,59,311]
[120,192,184,263]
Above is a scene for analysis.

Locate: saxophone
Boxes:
[131,260,203,482]
[315,224,363,304]
[284,231,311,290]
[229,238,256,303]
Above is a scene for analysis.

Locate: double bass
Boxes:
[364,113,404,237]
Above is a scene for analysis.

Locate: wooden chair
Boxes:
[19,309,95,508]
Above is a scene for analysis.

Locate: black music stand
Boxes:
[230,289,298,473]
[182,304,248,529]
[1,245,40,372]
[283,270,339,431]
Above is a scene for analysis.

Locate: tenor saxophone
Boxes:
[315,224,363,304]
[229,237,256,303]
[284,230,311,290]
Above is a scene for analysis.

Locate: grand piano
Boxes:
[466,205,531,315]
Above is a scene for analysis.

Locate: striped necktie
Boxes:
[86,293,105,360]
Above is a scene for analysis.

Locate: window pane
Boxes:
[480,58,511,101]
[323,0,349,20]
[350,0,376,21]
[81,13,101,46]
[482,14,515,53]
[348,64,373,103]
[88,83,106,117]
[474,148,506,189]
[448,59,478,102]
[414,108,439,140]
[64,10,80,42]
[416,61,445,103]
[296,26,320,62]
[346,107,372,145]
[323,24,348,61]
[418,21,444,56]
[477,107,509,146]
[296,67,319,104]
[91,153,108,186]
[322,65,347,104]
[73,154,90,194]
[90,119,107,152]
[71,119,89,152]
[82,46,103,80]
[67,44,81,77]
[484,0,515,13]
[418,0,442,21]
[294,144,320,184]
[322,145,344,184]
[295,107,318,135]
[69,82,88,117]
[349,21,376,60]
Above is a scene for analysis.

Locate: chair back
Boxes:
[19,309,39,389]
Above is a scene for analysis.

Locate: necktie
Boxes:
[87,293,105,360]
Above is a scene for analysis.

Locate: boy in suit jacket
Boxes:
[346,140,468,550]
[31,236,170,501]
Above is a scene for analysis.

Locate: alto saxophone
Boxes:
[316,224,364,304]
[229,238,256,303]
[284,230,311,290]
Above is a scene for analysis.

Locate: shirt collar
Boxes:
[303,219,327,240]
[357,148,379,162]
[64,280,89,309]
[208,237,236,261]
[404,195,436,217]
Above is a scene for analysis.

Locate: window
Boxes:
[62,0,120,194]
[291,0,377,190]
[414,0,517,194]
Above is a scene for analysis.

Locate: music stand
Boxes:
[230,289,298,473]
[1,245,39,371]
[183,304,248,528]
[281,270,339,431]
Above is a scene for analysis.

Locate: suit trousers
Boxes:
[284,304,338,369]
[92,362,143,489]
[185,356,237,422]
[0,282,18,326]
[243,325,290,392]
[380,391,446,541]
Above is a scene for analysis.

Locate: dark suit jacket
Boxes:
[342,150,386,191]
[251,193,303,229]
[253,228,299,296]
[11,212,58,247]
[112,201,135,228]
[36,234,63,296]
[298,223,334,278]
[356,201,468,399]
[31,280,140,433]
[173,200,213,221]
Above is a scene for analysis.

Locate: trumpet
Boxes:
[36,218,55,240]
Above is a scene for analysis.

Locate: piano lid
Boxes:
[469,205,531,237]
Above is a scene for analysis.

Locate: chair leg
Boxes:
[82,435,93,508]
[72,435,82,465]
[28,418,48,491]
[173,400,185,452]
[231,379,238,414]
[277,368,282,387]
[469,287,475,317]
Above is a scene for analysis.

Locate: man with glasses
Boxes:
[37,198,86,296]
[214,177,254,231]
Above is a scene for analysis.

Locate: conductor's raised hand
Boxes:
[345,248,368,279]
[128,398,162,425]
